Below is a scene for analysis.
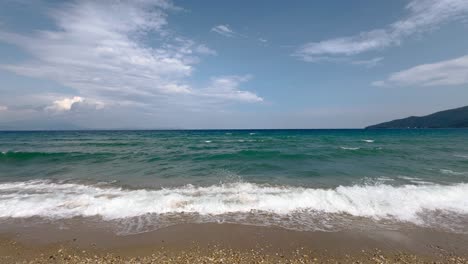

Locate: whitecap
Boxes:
[398,176,422,181]
[397,176,435,185]
[409,180,434,185]
[340,146,360,150]
[440,169,465,175]
[376,176,394,182]
[362,139,375,143]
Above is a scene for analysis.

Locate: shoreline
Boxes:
[1,223,467,263]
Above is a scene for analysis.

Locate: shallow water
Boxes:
[0,129,467,234]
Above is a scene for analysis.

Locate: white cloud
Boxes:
[200,75,263,103]
[0,1,190,98]
[46,96,84,111]
[258,38,268,43]
[295,0,468,61]
[0,0,261,114]
[44,95,108,113]
[373,55,468,87]
[297,55,383,67]
[211,24,236,37]
[195,44,217,55]
[0,105,7,111]
[297,30,391,58]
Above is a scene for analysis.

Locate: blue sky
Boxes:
[0,0,467,129]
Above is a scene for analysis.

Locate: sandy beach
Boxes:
[0,222,467,263]
[2,0,468,261]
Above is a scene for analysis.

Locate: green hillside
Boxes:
[366,106,468,129]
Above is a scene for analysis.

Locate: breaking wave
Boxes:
[0,180,467,227]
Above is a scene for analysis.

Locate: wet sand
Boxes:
[0,222,467,263]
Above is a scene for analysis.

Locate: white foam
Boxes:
[340,147,360,150]
[204,140,212,143]
[0,180,467,226]
[362,139,374,143]
[409,180,434,185]
[376,176,394,182]
[398,176,422,181]
[441,169,465,175]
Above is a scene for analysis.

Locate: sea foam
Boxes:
[340,147,360,150]
[0,180,467,226]
[440,169,466,175]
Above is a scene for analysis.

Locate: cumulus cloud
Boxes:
[373,55,468,87]
[211,24,236,37]
[0,0,261,117]
[46,96,84,111]
[44,96,107,114]
[295,0,468,61]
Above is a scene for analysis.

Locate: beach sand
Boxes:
[0,222,467,263]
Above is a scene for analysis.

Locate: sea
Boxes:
[0,129,467,235]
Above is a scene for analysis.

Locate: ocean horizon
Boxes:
[2,0,468,261]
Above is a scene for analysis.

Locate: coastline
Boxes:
[1,223,467,263]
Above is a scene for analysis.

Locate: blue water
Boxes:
[0,129,467,234]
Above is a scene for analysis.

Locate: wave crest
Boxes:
[0,180,467,224]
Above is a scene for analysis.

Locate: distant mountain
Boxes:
[366,106,468,129]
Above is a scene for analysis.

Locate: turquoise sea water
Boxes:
[0,129,467,234]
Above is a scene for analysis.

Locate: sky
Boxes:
[0,0,467,129]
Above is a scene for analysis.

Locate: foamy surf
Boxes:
[340,147,360,150]
[0,180,467,233]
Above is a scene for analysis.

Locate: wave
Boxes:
[362,139,374,143]
[397,176,435,185]
[398,176,423,181]
[440,169,466,175]
[0,180,467,226]
[0,151,115,162]
[340,147,360,150]
[454,154,468,159]
[198,150,311,161]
